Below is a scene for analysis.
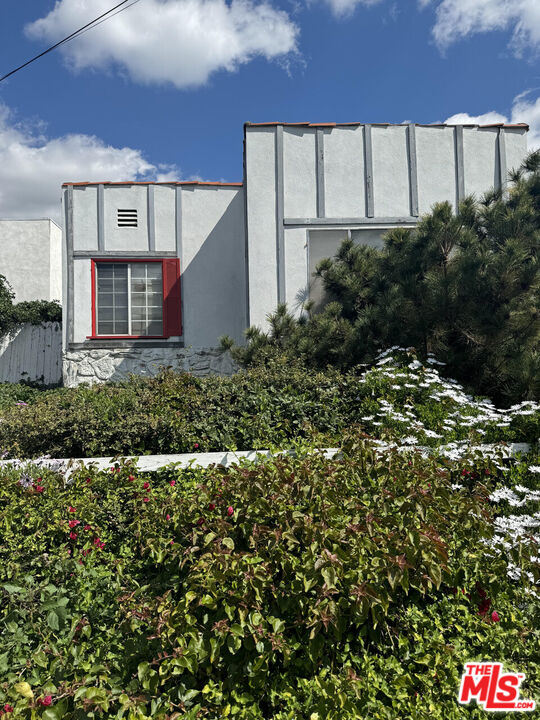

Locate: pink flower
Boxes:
[491,611,500,623]
[227,506,234,517]
[209,503,216,511]
[143,482,150,490]
[83,524,92,531]
[143,497,150,503]
[110,467,116,473]
[69,520,80,528]
[169,480,176,487]
[4,704,13,713]
[93,538,105,549]
[38,696,52,706]
[69,532,77,540]
[194,443,199,449]
[68,506,76,513]
[166,514,171,521]
[34,485,44,493]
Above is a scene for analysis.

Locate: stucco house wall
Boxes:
[62,120,528,386]
[0,219,62,303]
[243,122,528,327]
[62,181,245,385]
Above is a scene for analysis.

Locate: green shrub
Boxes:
[1,443,539,718]
[0,353,538,459]
[0,274,61,338]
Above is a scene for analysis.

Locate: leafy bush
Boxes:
[0,352,538,459]
[0,274,61,338]
[224,152,540,405]
[1,442,538,718]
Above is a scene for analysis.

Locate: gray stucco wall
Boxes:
[64,183,247,348]
[244,123,528,329]
[0,219,62,303]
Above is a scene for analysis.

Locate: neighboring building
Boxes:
[0,219,62,303]
[62,121,529,386]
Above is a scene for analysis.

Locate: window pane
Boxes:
[147,321,163,335]
[97,321,113,334]
[96,263,128,336]
[96,262,163,337]
[129,262,163,336]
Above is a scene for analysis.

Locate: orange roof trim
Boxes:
[62,180,243,187]
[244,121,529,130]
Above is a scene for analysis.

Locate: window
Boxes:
[91,259,182,338]
[117,209,138,227]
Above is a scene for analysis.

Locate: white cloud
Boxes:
[26,0,298,88]
[444,92,540,149]
[0,104,176,222]
[320,0,382,19]
[421,0,540,56]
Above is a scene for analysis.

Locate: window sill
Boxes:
[68,338,184,351]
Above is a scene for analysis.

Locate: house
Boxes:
[62,121,529,386]
[0,219,62,303]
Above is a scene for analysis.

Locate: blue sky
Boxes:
[0,0,538,220]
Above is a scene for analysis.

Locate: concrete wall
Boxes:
[244,123,528,328]
[0,322,62,385]
[0,219,62,303]
[64,182,247,350]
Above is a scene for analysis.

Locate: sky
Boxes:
[0,0,539,222]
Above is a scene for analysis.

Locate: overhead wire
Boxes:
[0,0,142,83]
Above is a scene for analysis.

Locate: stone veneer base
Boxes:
[62,347,237,386]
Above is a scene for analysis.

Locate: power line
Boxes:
[0,0,141,84]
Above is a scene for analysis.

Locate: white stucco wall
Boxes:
[181,186,246,345]
[244,123,529,330]
[245,128,278,328]
[65,182,246,350]
[0,219,62,303]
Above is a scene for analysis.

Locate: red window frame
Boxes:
[89,258,182,339]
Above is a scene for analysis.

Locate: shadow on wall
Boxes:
[181,190,247,347]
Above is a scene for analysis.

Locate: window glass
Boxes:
[96,262,163,336]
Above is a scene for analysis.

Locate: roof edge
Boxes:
[244,121,529,130]
[62,180,243,188]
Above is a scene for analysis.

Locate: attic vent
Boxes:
[117,209,138,227]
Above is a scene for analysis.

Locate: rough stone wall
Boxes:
[63,347,237,387]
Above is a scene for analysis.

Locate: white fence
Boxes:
[0,322,62,385]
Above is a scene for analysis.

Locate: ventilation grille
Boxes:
[117,209,138,227]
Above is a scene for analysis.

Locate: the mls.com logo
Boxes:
[458,663,536,712]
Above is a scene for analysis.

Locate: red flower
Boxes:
[3,704,13,713]
[209,503,216,511]
[93,537,105,549]
[227,506,234,517]
[35,485,44,493]
[86,478,91,484]
[196,517,205,526]
[143,497,150,503]
[169,480,176,487]
[83,525,91,531]
[128,475,135,482]
[194,443,199,449]
[68,506,76,513]
[38,696,52,706]
[69,531,77,540]
[491,611,500,622]
[143,482,150,490]
[166,514,171,521]
[110,467,116,473]
[69,519,80,528]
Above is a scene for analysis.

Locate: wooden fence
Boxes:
[0,322,62,385]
